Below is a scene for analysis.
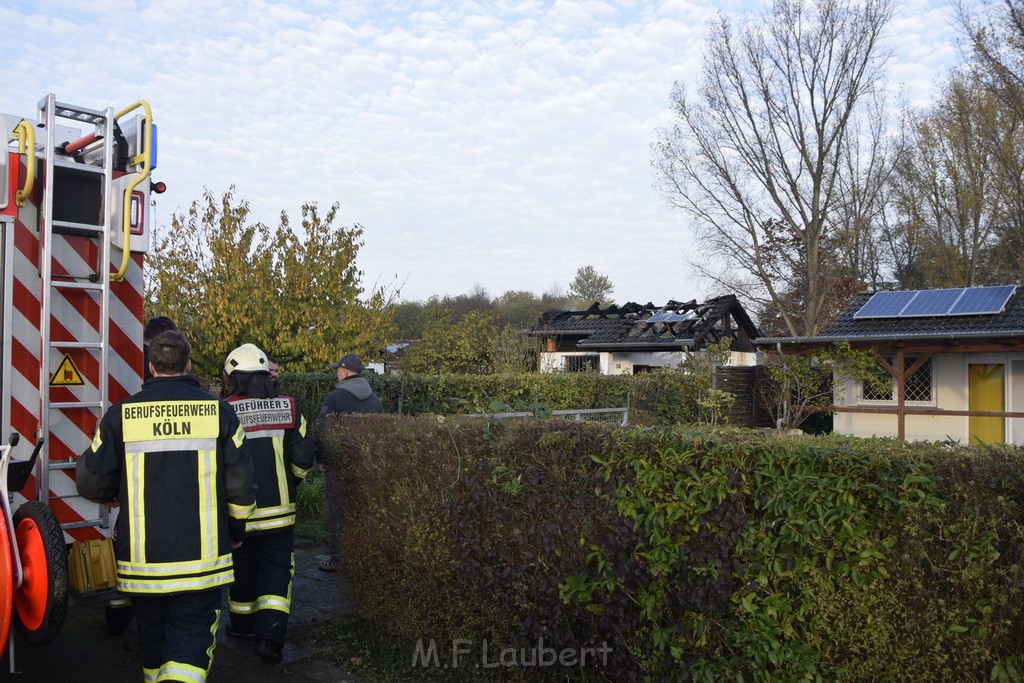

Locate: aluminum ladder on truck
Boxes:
[35,94,153,535]
[36,95,116,534]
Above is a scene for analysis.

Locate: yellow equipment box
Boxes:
[68,538,117,593]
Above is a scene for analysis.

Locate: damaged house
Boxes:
[526,295,761,375]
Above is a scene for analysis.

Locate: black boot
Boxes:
[105,604,134,636]
[254,639,283,664]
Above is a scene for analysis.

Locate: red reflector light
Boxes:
[152,181,167,194]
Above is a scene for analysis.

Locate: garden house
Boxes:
[761,285,1024,444]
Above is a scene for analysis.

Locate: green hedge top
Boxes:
[319,416,1024,681]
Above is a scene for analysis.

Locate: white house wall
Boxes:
[540,349,758,375]
[835,352,1024,444]
[540,351,682,374]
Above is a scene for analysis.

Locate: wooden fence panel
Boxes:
[714,366,775,428]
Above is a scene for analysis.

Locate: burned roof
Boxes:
[761,285,1024,346]
[528,295,760,350]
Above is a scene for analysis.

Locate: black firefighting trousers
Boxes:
[228,529,294,645]
[131,587,222,682]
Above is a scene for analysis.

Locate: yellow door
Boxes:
[969,364,1005,445]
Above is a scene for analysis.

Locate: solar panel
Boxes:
[899,288,966,317]
[648,310,695,323]
[853,291,918,318]
[947,285,1017,315]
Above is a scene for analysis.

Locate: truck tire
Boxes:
[0,512,13,649]
[13,501,68,645]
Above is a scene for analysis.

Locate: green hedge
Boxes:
[279,370,706,427]
[321,416,1024,681]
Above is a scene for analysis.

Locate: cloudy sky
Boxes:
[2,0,959,306]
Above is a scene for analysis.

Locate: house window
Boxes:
[564,354,600,373]
[862,356,934,403]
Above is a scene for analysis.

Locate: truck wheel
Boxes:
[0,512,13,649]
[13,501,68,645]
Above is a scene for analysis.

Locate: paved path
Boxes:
[1,545,360,682]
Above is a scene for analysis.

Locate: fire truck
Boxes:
[0,94,157,665]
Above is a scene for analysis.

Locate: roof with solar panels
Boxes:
[757,285,1024,346]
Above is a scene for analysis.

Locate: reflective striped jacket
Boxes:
[225,393,313,535]
[76,375,257,595]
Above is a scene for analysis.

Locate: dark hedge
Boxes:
[319,416,1024,681]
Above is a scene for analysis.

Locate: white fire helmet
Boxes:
[224,343,269,375]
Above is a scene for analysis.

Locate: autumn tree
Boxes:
[146,188,396,377]
[568,265,614,305]
[398,309,498,375]
[884,75,1003,288]
[956,0,1024,282]
[653,0,895,336]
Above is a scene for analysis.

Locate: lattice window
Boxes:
[564,354,600,373]
[904,357,934,402]
[862,356,933,403]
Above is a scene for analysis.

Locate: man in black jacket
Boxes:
[314,353,381,571]
[77,331,256,682]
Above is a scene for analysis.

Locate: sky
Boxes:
[1,0,961,306]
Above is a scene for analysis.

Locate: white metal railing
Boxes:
[466,407,628,427]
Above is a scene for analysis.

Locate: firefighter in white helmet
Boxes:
[223,343,314,663]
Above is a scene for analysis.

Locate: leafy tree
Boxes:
[490,324,539,374]
[956,0,1024,283]
[678,338,736,425]
[653,0,895,336]
[390,300,431,340]
[398,309,498,375]
[493,289,546,329]
[568,265,614,305]
[759,342,884,430]
[146,188,396,377]
[885,75,1003,287]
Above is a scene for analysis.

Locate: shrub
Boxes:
[321,416,1024,681]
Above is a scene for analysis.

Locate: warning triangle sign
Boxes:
[50,354,85,387]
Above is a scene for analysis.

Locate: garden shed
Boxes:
[762,285,1024,444]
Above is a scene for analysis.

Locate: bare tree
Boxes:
[653,0,895,336]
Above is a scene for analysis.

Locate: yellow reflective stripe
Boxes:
[144,667,159,682]
[159,660,207,683]
[124,437,217,453]
[228,599,256,614]
[198,449,217,559]
[117,570,233,594]
[243,428,285,440]
[205,609,220,676]
[127,451,146,563]
[229,501,256,519]
[255,594,291,614]
[298,415,307,437]
[90,425,103,452]
[232,424,245,448]
[273,435,288,503]
[248,503,296,520]
[117,554,233,576]
[246,516,296,533]
[291,463,310,479]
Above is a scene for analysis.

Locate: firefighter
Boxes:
[76,330,256,682]
[223,343,314,663]
[104,315,180,635]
